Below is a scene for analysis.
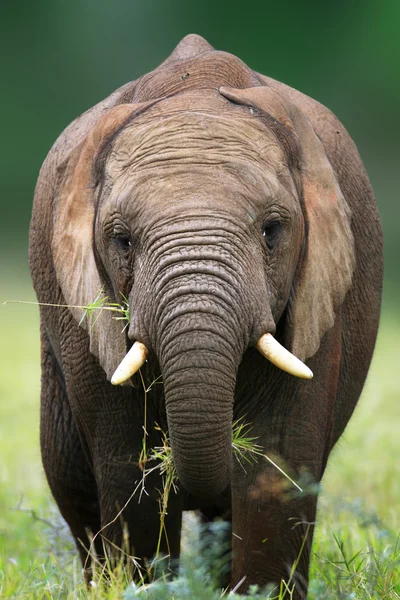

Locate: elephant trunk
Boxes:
[135,222,254,499]
[160,317,239,498]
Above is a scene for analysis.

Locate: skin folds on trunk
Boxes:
[133,224,253,499]
[161,317,239,499]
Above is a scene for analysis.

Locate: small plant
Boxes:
[148,427,179,558]
[2,287,131,329]
[78,289,130,328]
[232,418,263,465]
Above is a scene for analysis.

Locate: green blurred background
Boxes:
[1,0,399,296]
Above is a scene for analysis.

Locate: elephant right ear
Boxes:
[219,86,355,362]
[52,104,138,381]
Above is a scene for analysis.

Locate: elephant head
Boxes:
[51,52,354,498]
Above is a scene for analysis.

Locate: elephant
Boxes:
[29,34,383,597]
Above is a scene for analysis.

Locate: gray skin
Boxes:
[29,34,383,597]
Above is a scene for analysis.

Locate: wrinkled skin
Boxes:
[29,35,382,597]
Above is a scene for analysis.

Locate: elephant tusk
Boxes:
[111,341,149,385]
[256,333,313,379]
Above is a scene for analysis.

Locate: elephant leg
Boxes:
[230,393,335,600]
[59,336,183,578]
[90,456,184,580]
[40,333,102,570]
[230,321,341,597]
[231,463,317,599]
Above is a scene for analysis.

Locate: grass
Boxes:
[1,271,399,598]
[2,288,131,329]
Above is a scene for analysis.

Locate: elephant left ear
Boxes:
[219,86,355,361]
[52,104,139,381]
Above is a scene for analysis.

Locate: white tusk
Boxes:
[256,333,313,379]
[111,341,149,385]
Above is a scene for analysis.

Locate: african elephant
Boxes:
[29,34,383,597]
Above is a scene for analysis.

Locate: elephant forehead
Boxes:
[104,148,297,227]
[110,162,278,211]
[105,111,287,180]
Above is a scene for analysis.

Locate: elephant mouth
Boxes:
[111,334,313,386]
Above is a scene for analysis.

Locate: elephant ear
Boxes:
[52,104,138,381]
[219,86,355,361]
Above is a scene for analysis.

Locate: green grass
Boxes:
[1,273,399,598]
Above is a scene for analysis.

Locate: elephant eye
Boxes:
[113,234,132,253]
[262,220,282,250]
